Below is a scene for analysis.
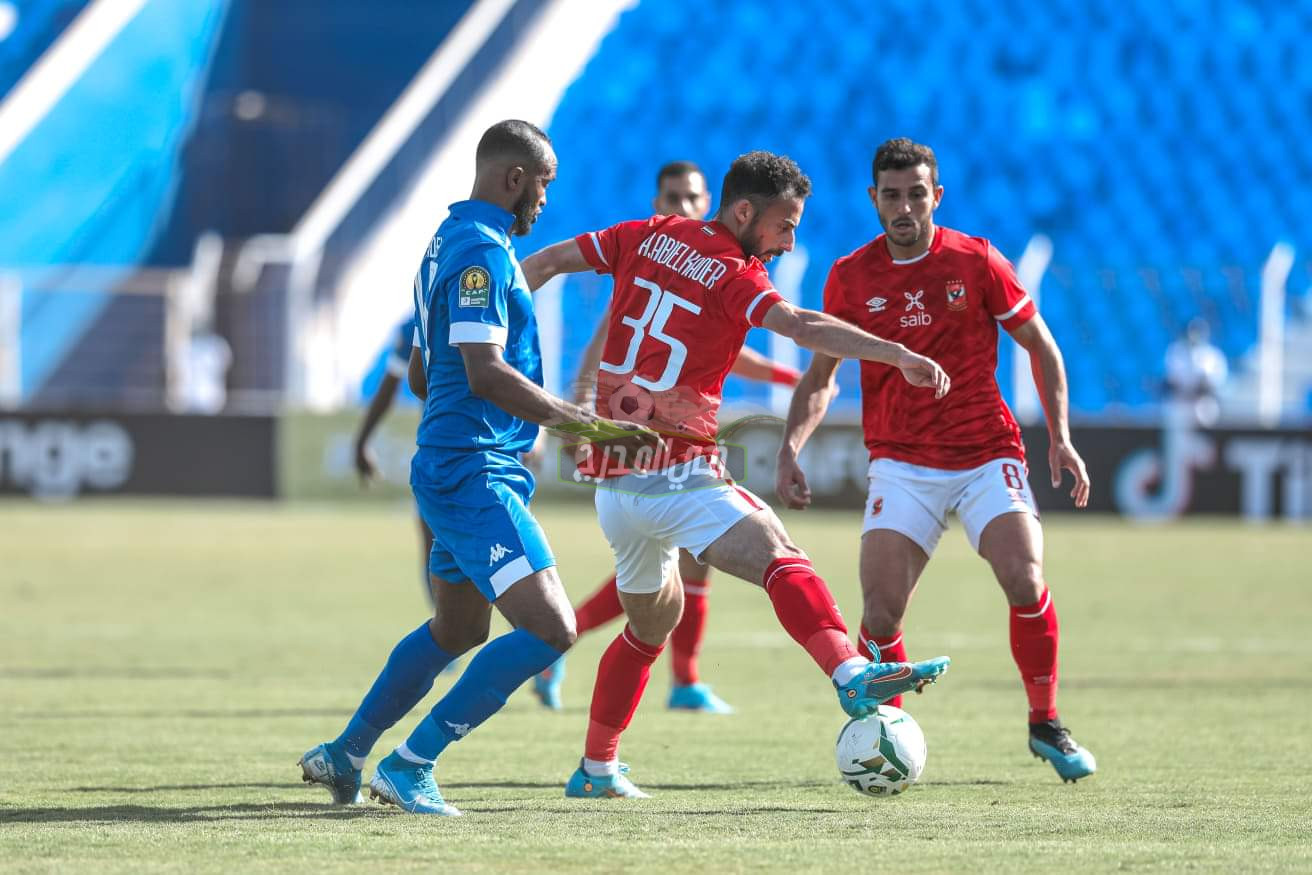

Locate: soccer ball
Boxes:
[835,705,927,797]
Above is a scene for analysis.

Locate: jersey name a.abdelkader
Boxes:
[412,199,542,455]
[824,226,1037,470]
[575,215,783,475]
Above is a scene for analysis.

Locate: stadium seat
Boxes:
[529,0,1311,417]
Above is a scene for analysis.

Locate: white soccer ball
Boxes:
[835,705,927,797]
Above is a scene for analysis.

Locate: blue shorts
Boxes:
[411,449,556,602]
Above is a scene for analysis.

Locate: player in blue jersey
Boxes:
[299,119,653,816]
[353,316,436,597]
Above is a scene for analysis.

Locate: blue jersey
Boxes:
[411,199,542,455]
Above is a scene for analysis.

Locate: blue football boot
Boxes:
[667,682,734,714]
[298,741,361,805]
[367,751,462,816]
[565,761,649,799]
[1029,719,1097,783]
[835,656,950,718]
[533,655,565,710]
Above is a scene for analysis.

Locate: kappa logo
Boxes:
[866,296,887,312]
[444,720,471,737]
[900,290,932,328]
[945,280,967,312]
[488,543,511,565]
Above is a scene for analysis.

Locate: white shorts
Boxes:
[863,457,1039,556]
[594,459,766,594]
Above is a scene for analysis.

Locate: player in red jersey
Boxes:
[776,138,1096,782]
[523,151,952,798]
[532,160,802,715]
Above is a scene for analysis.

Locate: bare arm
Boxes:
[729,344,800,385]
[775,353,841,509]
[1009,314,1089,508]
[457,343,656,447]
[353,371,402,483]
[407,346,427,400]
[521,239,593,292]
[761,301,950,398]
[572,316,610,404]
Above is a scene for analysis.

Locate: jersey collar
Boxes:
[450,199,516,238]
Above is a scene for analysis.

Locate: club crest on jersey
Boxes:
[900,290,932,327]
[458,266,491,308]
[945,280,967,312]
[866,296,887,312]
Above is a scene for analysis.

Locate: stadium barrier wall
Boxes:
[712,420,1311,522]
[278,409,418,502]
[3,412,1306,520]
[0,411,276,499]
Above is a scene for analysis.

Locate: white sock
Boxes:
[583,757,619,777]
[395,742,434,766]
[831,656,869,687]
[345,752,366,770]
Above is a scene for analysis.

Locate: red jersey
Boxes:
[576,215,782,475]
[823,226,1037,470]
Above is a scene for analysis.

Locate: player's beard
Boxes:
[738,215,784,263]
[885,216,923,247]
[510,189,538,236]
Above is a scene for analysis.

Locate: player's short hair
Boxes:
[719,151,812,211]
[656,160,704,190]
[872,138,938,187]
[475,119,553,170]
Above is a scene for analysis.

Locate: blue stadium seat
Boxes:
[530,0,1307,417]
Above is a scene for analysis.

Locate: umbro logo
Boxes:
[866,296,887,312]
[488,543,511,565]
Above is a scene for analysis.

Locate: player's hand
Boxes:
[775,451,812,510]
[354,440,379,485]
[896,350,950,399]
[1049,438,1090,508]
[551,415,664,457]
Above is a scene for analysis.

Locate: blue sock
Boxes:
[335,622,455,760]
[402,629,562,761]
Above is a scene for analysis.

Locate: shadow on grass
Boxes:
[70,782,294,794]
[5,800,851,824]
[442,779,839,792]
[1,802,383,825]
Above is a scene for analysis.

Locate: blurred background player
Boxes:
[353,315,436,599]
[1164,317,1229,427]
[523,150,952,799]
[776,138,1096,783]
[534,160,802,714]
[298,120,652,816]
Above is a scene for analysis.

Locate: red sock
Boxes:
[763,557,858,676]
[670,577,710,685]
[1010,587,1060,722]
[575,575,624,635]
[858,625,908,708]
[584,625,665,762]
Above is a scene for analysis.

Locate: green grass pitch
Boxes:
[2,500,1310,872]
